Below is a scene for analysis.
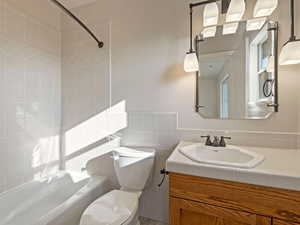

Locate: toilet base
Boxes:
[125,219,140,225]
[124,210,140,225]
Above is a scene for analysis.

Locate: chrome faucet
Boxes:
[202,135,231,147]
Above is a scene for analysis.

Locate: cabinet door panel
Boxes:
[170,173,300,223]
[274,219,300,225]
[170,197,271,225]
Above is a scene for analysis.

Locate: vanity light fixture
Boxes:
[184,6,199,72]
[253,0,278,18]
[202,26,217,38]
[226,0,245,22]
[246,17,266,31]
[184,53,200,72]
[279,0,300,65]
[203,3,219,27]
[223,22,239,35]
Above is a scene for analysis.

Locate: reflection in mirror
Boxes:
[196,20,278,120]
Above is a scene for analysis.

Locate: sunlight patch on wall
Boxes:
[65,100,127,156]
[32,135,60,178]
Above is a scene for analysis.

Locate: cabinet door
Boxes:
[170,197,271,225]
[274,219,300,225]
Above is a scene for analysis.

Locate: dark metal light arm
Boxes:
[189,6,194,52]
[289,0,298,42]
[49,0,104,48]
[190,0,221,9]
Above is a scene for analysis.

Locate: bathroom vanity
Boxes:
[167,142,300,225]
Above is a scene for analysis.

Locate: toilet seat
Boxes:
[80,190,139,225]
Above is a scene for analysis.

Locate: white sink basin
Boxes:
[179,144,264,169]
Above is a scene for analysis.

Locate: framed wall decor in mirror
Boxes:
[195,20,279,120]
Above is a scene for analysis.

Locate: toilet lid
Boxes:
[80,190,139,225]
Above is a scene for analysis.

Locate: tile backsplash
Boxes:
[122,112,300,150]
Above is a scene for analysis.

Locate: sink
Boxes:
[179,144,265,169]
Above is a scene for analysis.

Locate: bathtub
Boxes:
[0,171,112,225]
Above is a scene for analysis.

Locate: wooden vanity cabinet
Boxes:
[170,197,271,225]
[274,220,300,225]
[169,173,300,225]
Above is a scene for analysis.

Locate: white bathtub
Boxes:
[0,171,112,225]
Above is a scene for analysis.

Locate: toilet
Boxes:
[80,147,156,225]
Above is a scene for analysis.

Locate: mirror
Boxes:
[196,20,278,120]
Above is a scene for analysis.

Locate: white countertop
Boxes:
[166,141,300,191]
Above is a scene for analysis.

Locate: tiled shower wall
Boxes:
[0,0,61,193]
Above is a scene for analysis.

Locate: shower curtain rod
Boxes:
[50,0,104,48]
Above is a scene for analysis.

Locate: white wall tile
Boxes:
[0,0,61,193]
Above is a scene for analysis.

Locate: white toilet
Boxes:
[80,147,155,225]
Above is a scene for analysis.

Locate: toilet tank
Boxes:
[112,147,155,191]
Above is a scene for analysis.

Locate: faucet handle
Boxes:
[201,135,212,146]
[219,136,231,147]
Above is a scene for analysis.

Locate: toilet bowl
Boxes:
[80,147,155,225]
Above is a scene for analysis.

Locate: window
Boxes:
[248,23,272,104]
[257,39,271,100]
[258,39,269,71]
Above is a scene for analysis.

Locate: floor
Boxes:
[140,217,168,225]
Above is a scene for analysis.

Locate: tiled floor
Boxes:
[140,217,168,225]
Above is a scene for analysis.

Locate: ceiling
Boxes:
[59,0,97,9]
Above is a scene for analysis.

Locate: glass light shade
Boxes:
[279,41,300,65]
[246,17,266,31]
[203,3,219,27]
[226,0,245,22]
[202,26,217,38]
[253,0,278,18]
[184,52,199,72]
[223,22,239,35]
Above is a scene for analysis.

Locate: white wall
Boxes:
[0,0,61,192]
[61,0,300,223]
[198,78,218,118]
[64,0,300,133]
[217,42,246,118]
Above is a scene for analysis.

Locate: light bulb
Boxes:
[203,3,219,27]
[202,26,217,38]
[226,0,245,22]
[279,41,300,65]
[254,0,278,18]
[223,22,239,35]
[246,17,266,31]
